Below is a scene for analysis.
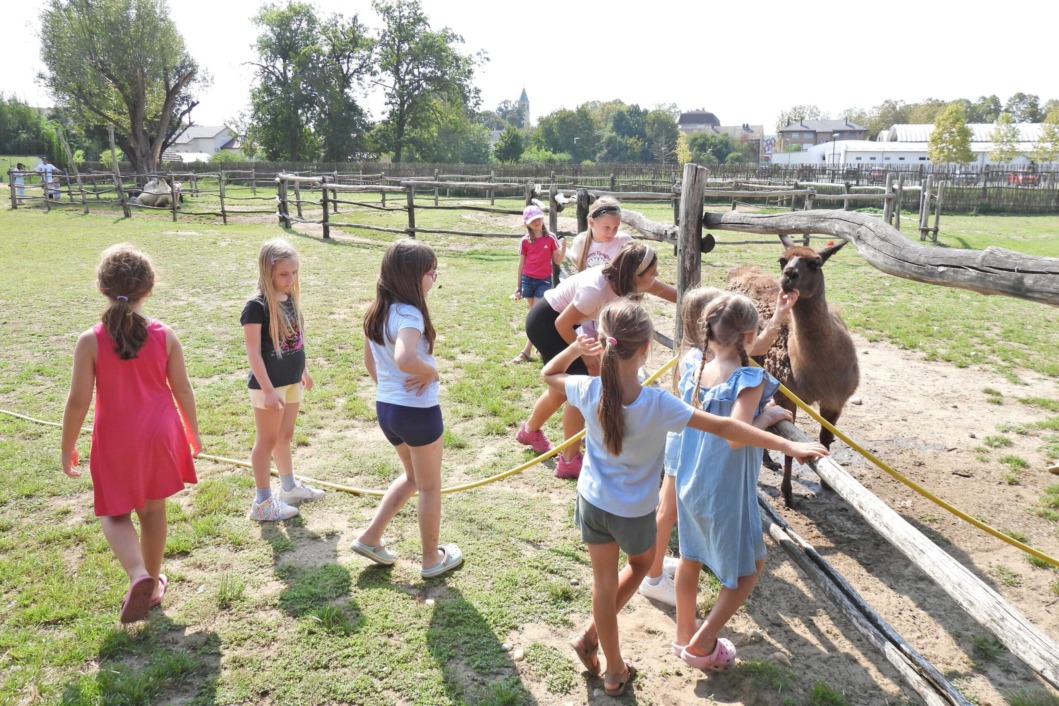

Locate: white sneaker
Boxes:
[248,496,299,521]
[662,555,679,577]
[638,570,677,606]
[278,480,325,505]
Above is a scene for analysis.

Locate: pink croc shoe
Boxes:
[681,637,737,672]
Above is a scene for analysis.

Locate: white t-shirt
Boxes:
[369,303,439,408]
[35,162,58,184]
[566,376,694,518]
[567,232,634,270]
[543,266,620,321]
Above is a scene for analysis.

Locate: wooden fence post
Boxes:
[803,188,815,245]
[250,168,256,196]
[883,173,895,224]
[321,178,330,239]
[277,177,289,228]
[168,171,178,222]
[676,163,709,346]
[919,176,933,241]
[56,128,88,214]
[107,125,131,218]
[672,179,680,225]
[294,178,303,221]
[7,170,15,209]
[489,170,495,205]
[576,188,590,235]
[895,174,904,231]
[218,171,228,225]
[406,185,416,238]
[932,183,944,242]
[843,181,851,211]
[434,168,439,206]
[610,172,617,191]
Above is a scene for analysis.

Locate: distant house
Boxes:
[677,110,721,133]
[163,125,243,162]
[778,119,868,150]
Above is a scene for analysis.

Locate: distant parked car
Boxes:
[953,170,978,184]
[1009,171,1040,186]
[868,169,886,185]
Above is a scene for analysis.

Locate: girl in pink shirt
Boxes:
[512,205,566,363]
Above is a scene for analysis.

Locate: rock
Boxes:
[850,397,862,405]
[770,650,792,667]
[501,642,512,652]
[512,648,525,662]
[1049,464,1059,475]
[570,578,580,586]
[425,598,435,607]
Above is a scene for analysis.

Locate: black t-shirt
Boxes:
[240,296,305,389]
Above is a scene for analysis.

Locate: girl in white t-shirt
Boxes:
[542,300,826,696]
[353,239,463,580]
[567,197,633,273]
[515,243,677,479]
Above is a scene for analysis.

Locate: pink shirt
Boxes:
[519,232,561,279]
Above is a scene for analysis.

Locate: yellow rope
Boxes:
[757,363,1059,568]
[0,356,678,498]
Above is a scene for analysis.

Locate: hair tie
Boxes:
[606,336,617,346]
[634,250,655,276]
[269,256,276,266]
[116,295,128,302]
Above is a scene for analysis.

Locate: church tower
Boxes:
[518,88,531,132]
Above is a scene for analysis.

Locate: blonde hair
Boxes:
[97,244,155,359]
[692,293,759,408]
[254,238,303,356]
[574,196,622,271]
[671,287,723,393]
[596,300,654,456]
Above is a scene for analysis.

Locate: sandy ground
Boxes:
[505,333,1059,705]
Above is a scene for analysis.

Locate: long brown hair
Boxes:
[691,293,759,408]
[596,300,654,456]
[602,242,657,297]
[96,244,155,359]
[363,239,437,353]
[254,238,303,356]
[574,196,622,271]
[671,287,722,393]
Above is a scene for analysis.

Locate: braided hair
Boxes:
[691,293,759,408]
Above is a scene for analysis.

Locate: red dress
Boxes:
[90,321,197,516]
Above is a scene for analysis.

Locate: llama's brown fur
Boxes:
[726,237,859,506]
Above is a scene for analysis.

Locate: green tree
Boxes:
[0,95,50,156]
[493,126,525,163]
[906,99,947,124]
[988,112,1021,163]
[675,131,691,165]
[1004,92,1041,123]
[645,108,680,164]
[248,3,372,162]
[687,133,737,165]
[775,104,825,132]
[928,104,973,164]
[967,95,1002,123]
[533,106,597,162]
[373,0,483,162]
[1031,108,1059,163]
[39,0,204,175]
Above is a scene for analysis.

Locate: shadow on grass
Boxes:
[60,617,221,704]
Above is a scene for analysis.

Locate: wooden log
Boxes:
[576,189,589,235]
[276,173,323,184]
[770,419,1059,690]
[676,164,708,345]
[321,177,330,239]
[277,178,290,228]
[759,494,971,706]
[56,129,88,214]
[701,209,1059,307]
[218,171,228,225]
[406,186,416,239]
[107,125,130,218]
[619,209,678,244]
[587,190,682,200]
[397,179,524,189]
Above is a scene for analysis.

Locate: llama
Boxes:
[726,235,859,506]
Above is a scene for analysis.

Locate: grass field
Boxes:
[1,199,1058,704]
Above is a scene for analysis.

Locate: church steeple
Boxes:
[518,88,530,131]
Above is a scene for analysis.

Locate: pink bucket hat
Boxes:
[523,205,544,224]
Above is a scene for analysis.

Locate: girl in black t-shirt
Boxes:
[240,238,324,521]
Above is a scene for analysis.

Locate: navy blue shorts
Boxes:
[521,274,552,300]
[376,402,444,447]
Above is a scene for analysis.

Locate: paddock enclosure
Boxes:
[3,160,1059,704]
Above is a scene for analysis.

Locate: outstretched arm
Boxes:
[61,331,96,477]
[687,410,826,462]
[750,290,798,356]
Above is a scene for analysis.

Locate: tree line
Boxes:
[13,0,1059,175]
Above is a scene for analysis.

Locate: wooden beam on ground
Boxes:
[771,419,1059,689]
[759,492,972,706]
[701,209,1059,307]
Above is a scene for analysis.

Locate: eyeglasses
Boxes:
[427,270,439,281]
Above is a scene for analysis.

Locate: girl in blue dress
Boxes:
[674,293,794,672]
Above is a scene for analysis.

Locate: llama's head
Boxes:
[777,236,847,300]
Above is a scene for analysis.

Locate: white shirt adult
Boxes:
[34,159,60,197]
[368,303,439,408]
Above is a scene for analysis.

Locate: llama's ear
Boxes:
[779,234,795,249]
[818,239,848,263]
[778,256,789,269]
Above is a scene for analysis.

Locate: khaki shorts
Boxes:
[250,383,303,409]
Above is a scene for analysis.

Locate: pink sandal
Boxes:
[119,575,155,624]
[150,574,168,608]
[681,637,737,672]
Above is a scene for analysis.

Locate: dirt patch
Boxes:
[503,334,1059,705]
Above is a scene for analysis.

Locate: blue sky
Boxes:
[5,0,1054,134]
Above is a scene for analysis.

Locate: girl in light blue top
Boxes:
[542,300,825,696]
[673,293,793,672]
[353,239,463,580]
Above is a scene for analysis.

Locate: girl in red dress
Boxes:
[61,244,201,623]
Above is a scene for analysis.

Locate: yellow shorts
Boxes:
[250,383,303,409]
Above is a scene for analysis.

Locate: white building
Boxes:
[163,125,243,162]
[776,123,1049,167]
